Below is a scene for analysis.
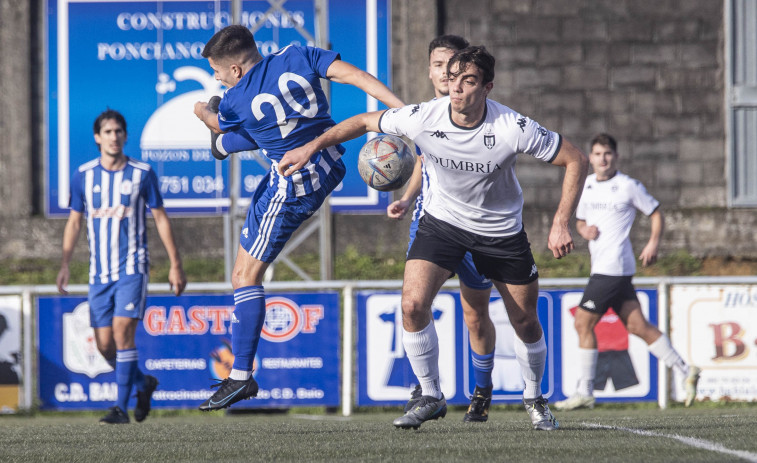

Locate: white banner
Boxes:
[670,285,757,402]
[0,295,22,413]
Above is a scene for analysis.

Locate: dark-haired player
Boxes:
[57,109,186,424]
[280,46,588,430]
[192,25,403,411]
[554,133,700,411]
[386,35,498,423]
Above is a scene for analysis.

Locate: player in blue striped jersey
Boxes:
[56,109,187,424]
[193,25,403,410]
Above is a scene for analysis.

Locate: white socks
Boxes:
[402,321,442,399]
[229,369,252,381]
[649,334,689,376]
[576,347,598,397]
[514,333,547,400]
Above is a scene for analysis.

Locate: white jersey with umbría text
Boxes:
[379,97,561,237]
[576,172,660,276]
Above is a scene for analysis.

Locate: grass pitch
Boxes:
[2,404,757,462]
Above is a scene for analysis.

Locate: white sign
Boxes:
[670,285,757,401]
[364,293,456,401]
[62,303,113,379]
[560,292,651,398]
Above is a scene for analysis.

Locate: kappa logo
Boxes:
[124,302,135,312]
[517,117,527,132]
[529,264,538,277]
[409,104,420,116]
[582,300,596,310]
[430,130,448,139]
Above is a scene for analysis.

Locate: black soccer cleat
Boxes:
[403,384,423,412]
[134,375,159,423]
[99,406,130,424]
[463,384,492,422]
[198,376,259,411]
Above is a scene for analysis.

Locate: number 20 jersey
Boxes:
[217,45,344,196]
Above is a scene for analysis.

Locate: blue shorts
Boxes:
[241,161,346,263]
[408,213,492,290]
[88,273,149,328]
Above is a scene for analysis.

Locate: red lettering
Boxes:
[166,306,188,334]
[188,306,209,334]
[710,322,746,360]
[302,305,323,333]
[144,307,166,334]
[207,306,231,335]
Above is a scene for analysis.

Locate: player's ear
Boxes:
[232,63,243,79]
[484,81,494,95]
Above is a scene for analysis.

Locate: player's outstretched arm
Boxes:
[639,209,664,267]
[326,60,404,109]
[57,211,84,295]
[547,139,589,259]
[279,111,385,177]
[387,156,422,219]
[151,207,187,296]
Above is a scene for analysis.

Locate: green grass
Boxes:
[0,249,741,286]
[2,405,756,462]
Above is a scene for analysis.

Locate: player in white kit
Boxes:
[554,133,700,411]
[280,46,589,430]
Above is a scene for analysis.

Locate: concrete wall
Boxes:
[0,0,755,267]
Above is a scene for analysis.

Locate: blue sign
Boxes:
[37,292,340,410]
[355,288,658,407]
[46,0,392,216]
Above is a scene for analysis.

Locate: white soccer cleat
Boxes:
[684,366,701,407]
[554,394,596,411]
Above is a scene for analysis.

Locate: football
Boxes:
[357,134,415,191]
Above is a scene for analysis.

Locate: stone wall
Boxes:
[1,0,756,267]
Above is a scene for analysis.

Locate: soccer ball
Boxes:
[357,134,415,191]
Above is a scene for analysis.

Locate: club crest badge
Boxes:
[484,131,495,150]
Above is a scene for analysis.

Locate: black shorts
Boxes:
[407,213,538,285]
[578,274,638,315]
[594,350,640,391]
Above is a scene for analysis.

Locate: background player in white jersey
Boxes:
[281,46,589,430]
[192,25,404,411]
[387,35,498,423]
[56,109,187,424]
[554,133,700,411]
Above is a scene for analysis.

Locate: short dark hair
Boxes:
[590,133,618,152]
[428,35,469,56]
[202,25,256,60]
[93,109,126,135]
[447,45,495,85]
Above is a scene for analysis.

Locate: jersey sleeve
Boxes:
[217,94,243,133]
[377,104,426,140]
[510,114,562,163]
[221,129,259,153]
[142,168,164,210]
[576,191,587,221]
[629,179,660,216]
[303,46,341,78]
[68,169,85,213]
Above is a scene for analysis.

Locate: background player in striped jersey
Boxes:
[280,46,589,430]
[56,109,187,424]
[386,35,498,422]
[192,25,404,410]
[554,133,700,411]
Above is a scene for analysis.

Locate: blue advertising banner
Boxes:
[355,290,556,406]
[37,292,340,410]
[355,288,658,407]
[47,0,392,216]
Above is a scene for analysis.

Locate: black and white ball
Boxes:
[357,134,415,191]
